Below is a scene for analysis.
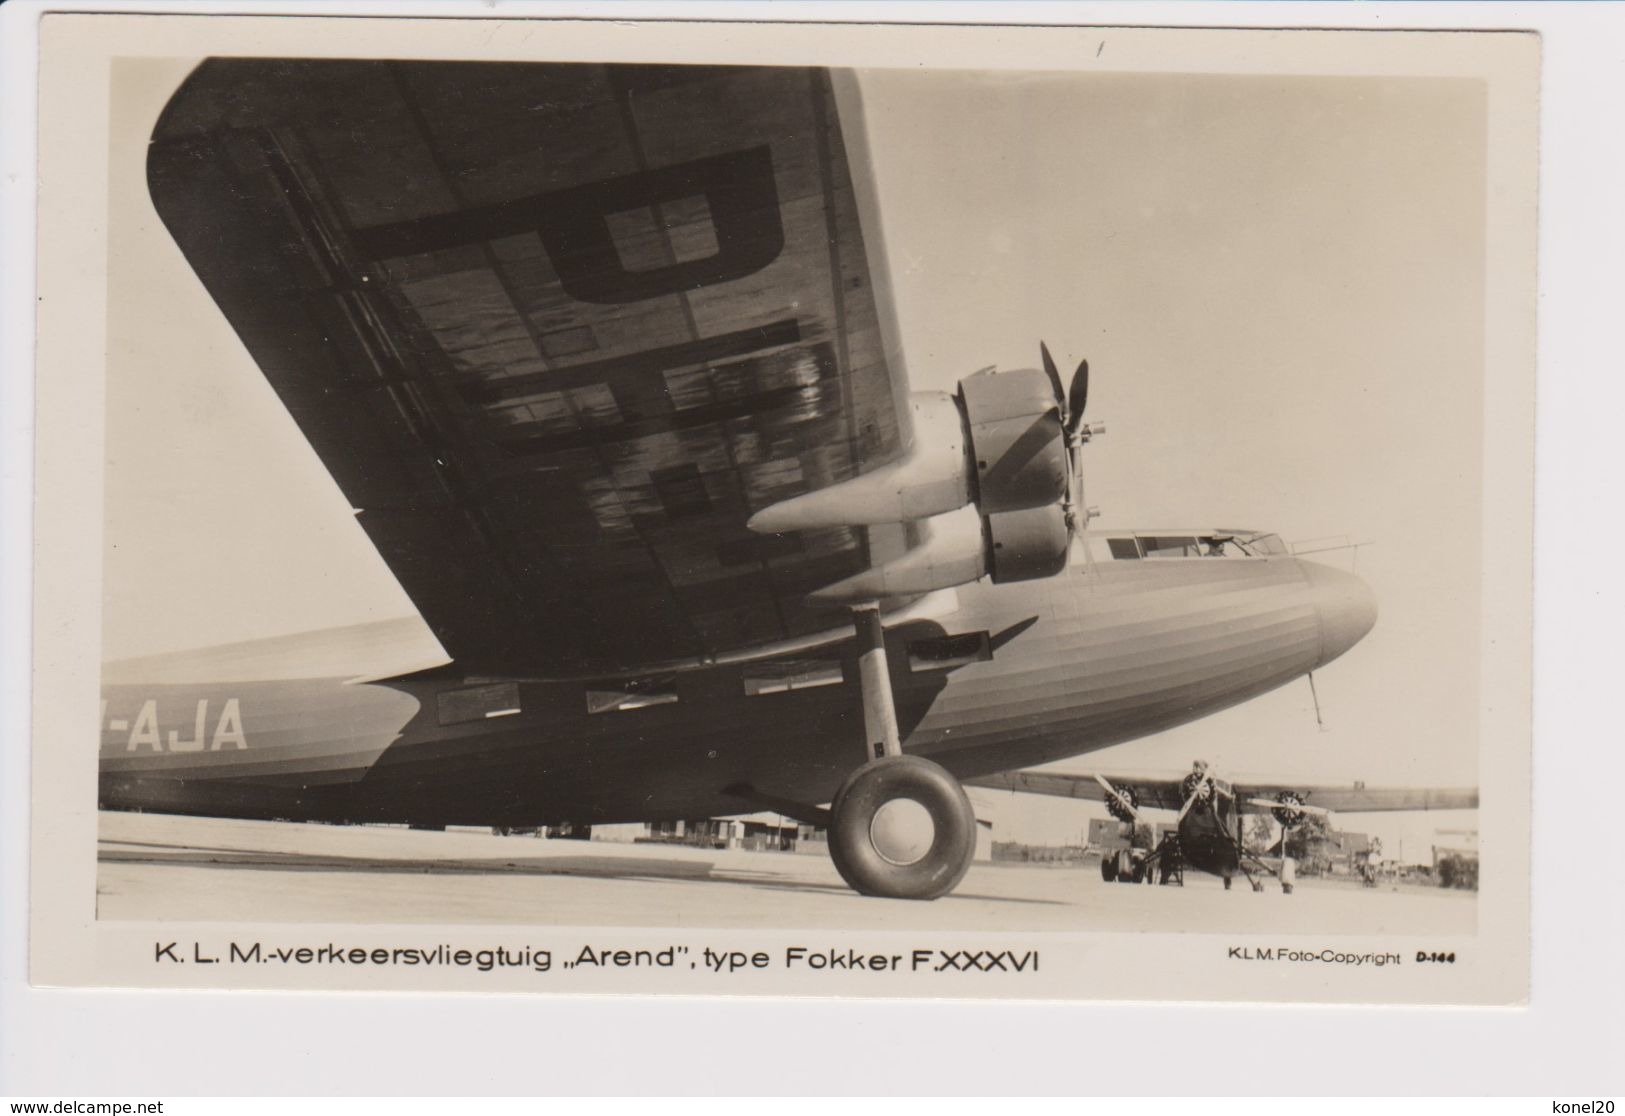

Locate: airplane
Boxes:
[968,766,1478,891]
[101,59,1378,901]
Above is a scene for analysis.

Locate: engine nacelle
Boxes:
[807,503,1069,604]
[746,365,1076,603]
[746,370,1069,535]
[957,368,1069,515]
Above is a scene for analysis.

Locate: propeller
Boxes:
[1176,769,1233,825]
[1176,779,1209,825]
[1040,342,1104,530]
[1246,798,1331,815]
[1040,342,1095,439]
[1093,773,1142,824]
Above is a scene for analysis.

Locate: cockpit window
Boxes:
[1140,536,1200,558]
[1086,531,1287,560]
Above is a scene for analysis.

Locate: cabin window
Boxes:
[907,631,993,672]
[1106,537,1143,560]
[742,660,845,696]
[437,682,522,726]
[584,677,679,714]
[1140,535,1201,558]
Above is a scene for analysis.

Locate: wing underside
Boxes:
[148,60,910,674]
[967,771,1479,814]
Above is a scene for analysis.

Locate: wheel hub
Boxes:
[869,798,936,866]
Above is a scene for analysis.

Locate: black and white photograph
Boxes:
[24,13,1536,1007]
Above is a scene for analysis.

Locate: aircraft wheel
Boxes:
[1101,852,1119,882]
[828,756,977,900]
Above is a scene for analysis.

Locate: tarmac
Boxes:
[97,811,1475,935]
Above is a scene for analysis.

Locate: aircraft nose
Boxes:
[1301,560,1377,666]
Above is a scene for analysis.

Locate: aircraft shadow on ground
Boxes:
[735,878,1069,905]
[98,841,1070,904]
[99,844,716,881]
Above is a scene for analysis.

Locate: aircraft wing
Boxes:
[966,771,1479,814]
[1226,783,1478,814]
[966,770,1196,813]
[148,61,910,675]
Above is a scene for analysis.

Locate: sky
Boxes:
[103,60,1489,854]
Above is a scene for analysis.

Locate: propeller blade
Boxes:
[1066,358,1089,432]
[1040,342,1065,409]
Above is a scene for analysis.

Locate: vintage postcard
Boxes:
[29,12,1536,1003]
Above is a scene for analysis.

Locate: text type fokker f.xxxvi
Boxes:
[104,60,1382,900]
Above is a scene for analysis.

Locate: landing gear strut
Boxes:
[826,605,978,900]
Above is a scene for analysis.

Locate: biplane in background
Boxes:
[103,60,1376,900]
[969,766,1478,891]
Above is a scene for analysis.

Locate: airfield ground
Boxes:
[95,812,1482,935]
[97,811,1474,935]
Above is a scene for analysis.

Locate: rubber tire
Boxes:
[1101,851,1119,883]
[828,755,977,900]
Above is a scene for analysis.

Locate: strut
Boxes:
[853,604,901,760]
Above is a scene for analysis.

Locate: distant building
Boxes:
[589,813,798,850]
[1088,818,1175,852]
[1323,830,1371,875]
[1330,831,1371,857]
[577,791,1008,862]
[1088,818,1131,850]
[1431,828,1479,868]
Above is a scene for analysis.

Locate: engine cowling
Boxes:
[984,504,1070,583]
[1271,792,1308,827]
[957,368,1069,515]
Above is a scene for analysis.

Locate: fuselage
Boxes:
[98,535,1375,828]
